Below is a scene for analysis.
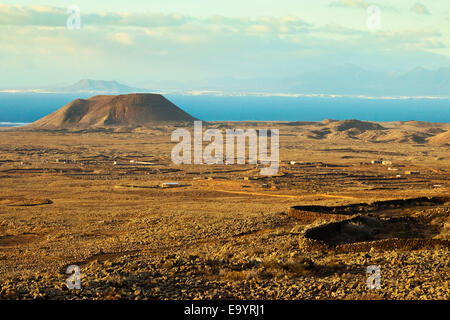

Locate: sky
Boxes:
[0,0,449,89]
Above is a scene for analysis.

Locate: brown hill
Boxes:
[301,119,386,140]
[329,119,385,132]
[372,131,432,144]
[296,119,450,145]
[427,130,450,146]
[26,93,197,130]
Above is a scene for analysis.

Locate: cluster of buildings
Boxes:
[370,159,420,176]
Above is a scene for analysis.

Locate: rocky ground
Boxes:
[0,128,448,300]
[1,246,448,300]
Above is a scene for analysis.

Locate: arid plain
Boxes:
[0,119,449,300]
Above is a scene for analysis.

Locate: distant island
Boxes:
[0,79,150,94]
[51,79,150,94]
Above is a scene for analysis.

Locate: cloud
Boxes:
[314,24,364,36]
[411,3,430,15]
[0,4,190,27]
[367,29,445,49]
[0,3,443,52]
[328,0,397,12]
[0,4,447,88]
[329,0,370,9]
[0,4,66,26]
[113,32,133,45]
[0,3,313,36]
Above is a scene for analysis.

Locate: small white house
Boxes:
[160,182,180,188]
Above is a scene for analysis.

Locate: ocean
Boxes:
[0,93,449,125]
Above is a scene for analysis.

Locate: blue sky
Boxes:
[1,0,449,89]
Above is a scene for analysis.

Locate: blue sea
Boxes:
[0,93,448,125]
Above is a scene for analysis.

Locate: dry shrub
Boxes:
[220,269,258,281]
[324,260,346,273]
[260,257,315,278]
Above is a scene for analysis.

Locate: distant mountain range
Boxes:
[290,65,450,96]
[1,65,449,96]
[143,65,450,97]
[52,79,149,94]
